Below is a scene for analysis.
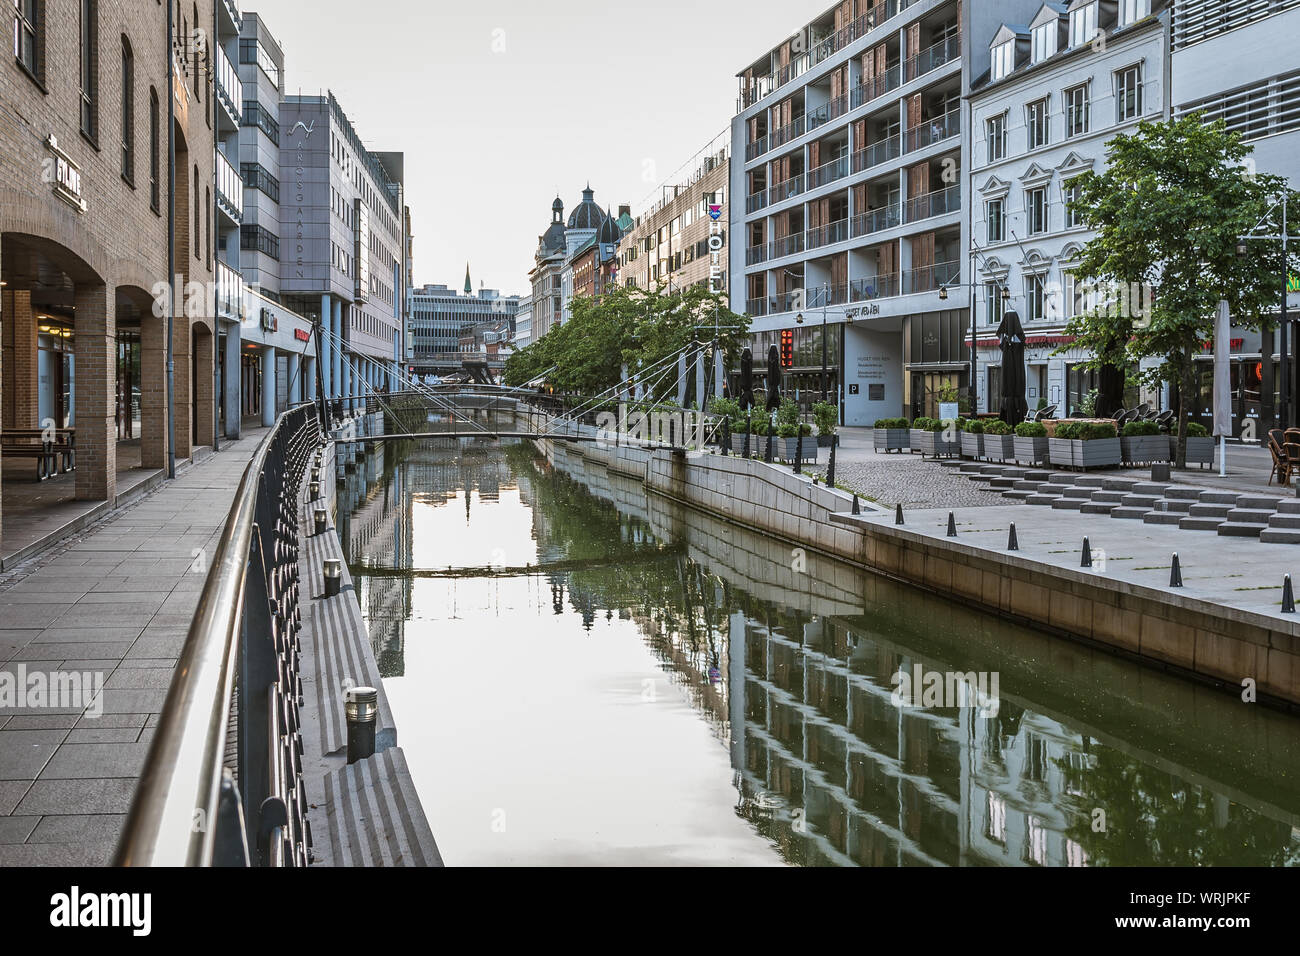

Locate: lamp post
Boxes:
[1239,192,1298,430]
[795,281,833,405]
[939,279,1009,415]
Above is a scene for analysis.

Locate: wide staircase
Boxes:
[954,462,1300,544]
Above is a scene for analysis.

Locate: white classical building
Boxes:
[967,0,1168,416]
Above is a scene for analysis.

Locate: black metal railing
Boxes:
[114,403,321,866]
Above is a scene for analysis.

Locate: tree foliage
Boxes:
[1062,115,1299,463]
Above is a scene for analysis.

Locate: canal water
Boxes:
[339,435,1300,867]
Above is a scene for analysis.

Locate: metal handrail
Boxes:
[115,403,319,866]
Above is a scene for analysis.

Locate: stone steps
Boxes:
[1218,521,1269,538]
[1188,502,1233,519]
[1260,527,1300,544]
[1143,512,1185,526]
[1051,497,1088,510]
[1090,490,1128,504]
[1179,516,1227,531]
[1025,493,1063,506]
[1267,513,1300,529]
[1110,506,1151,520]
[1117,494,1162,509]
[1080,502,1118,515]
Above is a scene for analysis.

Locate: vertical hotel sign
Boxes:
[354,199,369,302]
[289,115,316,281]
[707,195,724,295]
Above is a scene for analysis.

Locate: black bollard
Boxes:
[826,433,837,488]
[1007,523,1019,551]
[947,512,957,537]
[1284,574,1296,614]
[1081,537,1092,568]
[852,494,861,516]
[1170,553,1183,588]
[895,503,904,525]
[721,416,730,456]
[794,434,802,475]
[344,686,378,764]
[765,415,775,464]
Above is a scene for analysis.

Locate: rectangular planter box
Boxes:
[1169,435,1215,468]
[985,434,1015,461]
[911,430,959,457]
[731,434,751,456]
[780,436,818,462]
[959,433,985,459]
[1121,434,1172,465]
[873,428,910,453]
[1051,437,1121,469]
[1013,436,1049,465]
[817,433,835,448]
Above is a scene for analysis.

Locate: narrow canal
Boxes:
[339,434,1300,867]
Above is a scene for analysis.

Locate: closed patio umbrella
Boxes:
[997,309,1028,426]
[739,347,754,411]
[766,344,782,412]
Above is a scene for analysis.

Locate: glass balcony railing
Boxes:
[215,44,242,124]
[767,173,805,207]
[851,274,900,301]
[905,34,961,83]
[851,134,901,173]
[807,154,849,190]
[745,297,769,317]
[768,231,806,260]
[851,203,902,237]
[904,108,961,153]
[746,189,769,214]
[902,184,961,223]
[805,218,848,250]
[745,243,768,266]
[215,259,242,320]
[904,260,961,295]
[216,148,243,220]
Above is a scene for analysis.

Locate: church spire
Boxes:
[464,262,472,295]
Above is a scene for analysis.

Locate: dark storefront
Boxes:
[905,309,971,419]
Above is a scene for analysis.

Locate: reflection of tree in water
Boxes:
[1057,746,1300,866]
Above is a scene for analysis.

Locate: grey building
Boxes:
[409,282,519,377]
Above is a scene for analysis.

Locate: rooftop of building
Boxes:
[282,92,401,215]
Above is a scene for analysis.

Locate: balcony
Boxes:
[745,135,770,162]
[746,243,768,267]
[807,90,851,132]
[745,296,769,317]
[851,65,902,111]
[768,290,804,314]
[771,115,807,150]
[215,148,243,225]
[215,45,242,130]
[902,184,961,224]
[767,173,805,208]
[904,34,960,83]
[215,259,243,321]
[806,283,848,308]
[746,189,769,214]
[851,203,902,238]
[805,218,849,251]
[807,154,849,190]
[851,134,902,174]
[768,231,806,261]
[904,107,960,153]
[218,0,241,35]
[851,274,900,301]
[904,260,960,295]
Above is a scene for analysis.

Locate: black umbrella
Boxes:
[766,344,782,412]
[997,309,1028,426]
[739,348,754,411]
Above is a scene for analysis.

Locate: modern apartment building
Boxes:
[1170,0,1300,430]
[277,93,406,409]
[0,0,219,558]
[514,292,533,350]
[731,0,1048,422]
[615,133,730,300]
[408,283,519,376]
[967,1,1169,418]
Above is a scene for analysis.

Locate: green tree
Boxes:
[1064,115,1299,465]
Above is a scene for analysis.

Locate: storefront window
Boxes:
[116,331,141,439]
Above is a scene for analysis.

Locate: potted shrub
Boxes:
[775,398,816,462]
[1121,420,1170,465]
[873,417,910,453]
[813,401,838,448]
[1170,421,1214,468]
[1050,421,1121,469]
[984,419,1014,461]
[958,418,985,459]
[910,417,959,457]
[1013,421,1049,465]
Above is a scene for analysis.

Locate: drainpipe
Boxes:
[166,3,177,480]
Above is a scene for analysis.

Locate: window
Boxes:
[991,40,1014,81]
[193,166,200,260]
[1027,187,1048,234]
[79,0,96,139]
[204,187,210,269]
[1065,84,1089,137]
[987,114,1006,162]
[988,366,1002,414]
[1027,98,1050,149]
[1032,23,1056,64]
[242,225,280,259]
[1117,65,1143,121]
[986,198,1005,242]
[1070,2,1098,48]
[148,88,159,212]
[1025,273,1046,320]
[120,36,134,184]
[1119,0,1150,27]
[13,0,40,80]
[1063,180,1083,228]
[241,161,280,202]
[985,281,1005,326]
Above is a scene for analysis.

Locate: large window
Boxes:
[1070,2,1098,48]
[1117,65,1143,121]
[987,113,1007,162]
[988,366,1003,414]
[1065,84,1089,138]
[1031,23,1056,64]
[1063,179,1083,228]
[1027,98,1050,149]
[79,0,96,139]
[985,281,1005,326]
[986,198,1005,243]
[13,0,40,80]
[1025,273,1046,320]
[1027,186,1048,234]
[120,36,134,184]
[991,40,1014,81]
[1119,0,1150,27]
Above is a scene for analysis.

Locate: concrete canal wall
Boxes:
[531,419,1300,708]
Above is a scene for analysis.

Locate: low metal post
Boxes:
[345,686,378,764]
[323,557,342,598]
[313,508,327,536]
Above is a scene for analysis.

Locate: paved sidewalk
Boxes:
[0,428,268,865]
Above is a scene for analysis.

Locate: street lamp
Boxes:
[1239,191,1298,429]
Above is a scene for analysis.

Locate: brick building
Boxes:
[1,0,218,555]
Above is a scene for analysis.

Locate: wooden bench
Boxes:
[0,428,75,480]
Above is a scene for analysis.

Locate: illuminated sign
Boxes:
[294,328,311,342]
[780,328,794,368]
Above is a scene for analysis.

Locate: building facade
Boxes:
[1,0,219,556]
[968,1,1169,418]
[731,0,1053,423]
[408,282,518,377]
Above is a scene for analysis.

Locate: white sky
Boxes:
[248,0,815,296]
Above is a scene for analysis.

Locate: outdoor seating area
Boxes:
[0,427,75,480]
[1266,428,1300,486]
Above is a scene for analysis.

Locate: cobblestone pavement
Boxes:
[807,428,1016,510]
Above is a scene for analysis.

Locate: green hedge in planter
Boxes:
[1015,421,1047,438]
[874,417,909,429]
[1056,421,1117,440]
[776,422,813,437]
[1171,421,1209,437]
[984,420,1012,435]
[813,401,837,436]
[958,418,985,433]
[1121,420,1161,437]
[912,417,943,432]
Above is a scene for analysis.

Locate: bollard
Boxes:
[1170,553,1183,588]
[793,434,802,475]
[310,467,320,485]
[1081,537,1092,568]
[895,503,904,525]
[313,508,327,536]
[1284,575,1296,614]
[344,686,378,765]
[947,512,957,537]
[309,480,320,500]
[852,494,861,516]
[826,433,837,487]
[323,558,342,598]
[1007,523,1019,551]
[1151,462,1171,482]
